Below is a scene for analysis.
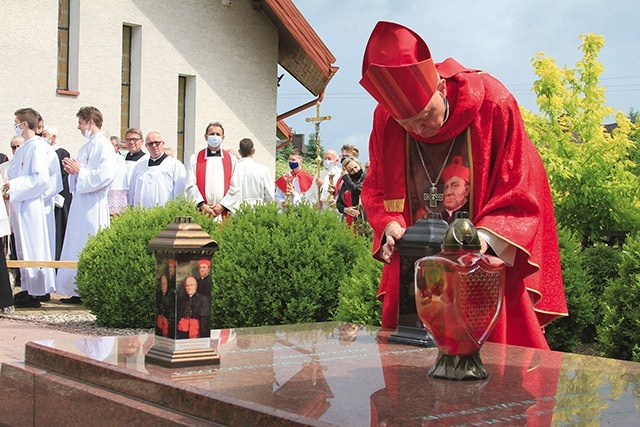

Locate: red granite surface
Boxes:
[2,322,640,426]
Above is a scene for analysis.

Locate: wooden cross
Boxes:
[424,186,443,208]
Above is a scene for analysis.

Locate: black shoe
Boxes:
[13,290,28,302]
[36,294,51,302]
[15,296,41,308]
[60,296,82,305]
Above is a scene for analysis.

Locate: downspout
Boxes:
[276,90,325,150]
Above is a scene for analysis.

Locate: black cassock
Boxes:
[0,244,12,310]
[55,147,73,260]
[0,153,12,309]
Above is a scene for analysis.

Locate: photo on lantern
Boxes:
[174,258,212,339]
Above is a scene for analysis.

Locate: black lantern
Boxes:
[145,216,220,368]
[388,213,448,347]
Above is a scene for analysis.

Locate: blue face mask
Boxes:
[289,161,299,170]
[207,135,222,149]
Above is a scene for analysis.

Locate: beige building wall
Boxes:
[0,0,277,176]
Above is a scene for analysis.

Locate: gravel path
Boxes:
[1,312,152,337]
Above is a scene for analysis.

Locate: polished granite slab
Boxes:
[5,322,640,426]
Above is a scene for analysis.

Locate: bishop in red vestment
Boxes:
[359,21,567,349]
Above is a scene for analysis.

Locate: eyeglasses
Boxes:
[125,137,142,143]
[10,145,19,151]
[145,141,163,147]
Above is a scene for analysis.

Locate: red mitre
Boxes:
[442,156,470,184]
[359,21,440,121]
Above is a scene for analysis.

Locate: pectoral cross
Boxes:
[424,186,443,208]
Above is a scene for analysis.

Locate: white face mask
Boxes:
[324,160,335,169]
[207,135,222,149]
[14,123,23,137]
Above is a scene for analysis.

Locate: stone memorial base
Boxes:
[1,322,640,426]
[145,336,220,368]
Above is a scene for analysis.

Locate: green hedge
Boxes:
[76,198,214,328]
[76,200,382,329]
[209,202,380,327]
[333,248,382,327]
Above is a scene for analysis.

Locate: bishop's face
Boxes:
[396,80,448,139]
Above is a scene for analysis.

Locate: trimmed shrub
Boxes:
[544,227,599,352]
[76,198,213,328]
[597,232,640,361]
[333,248,382,326]
[77,199,382,329]
[209,202,380,327]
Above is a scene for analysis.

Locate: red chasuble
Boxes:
[362,58,568,349]
[195,148,232,204]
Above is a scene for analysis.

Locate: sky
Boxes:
[276,0,640,162]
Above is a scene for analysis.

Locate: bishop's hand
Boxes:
[381,221,405,263]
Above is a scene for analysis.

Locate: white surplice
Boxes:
[43,144,64,260]
[7,136,59,296]
[185,149,240,221]
[56,132,117,297]
[128,155,187,208]
[108,152,129,215]
[124,153,148,186]
[318,162,342,209]
[233,157,274,207]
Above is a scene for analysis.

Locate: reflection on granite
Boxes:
[19,322,640,426]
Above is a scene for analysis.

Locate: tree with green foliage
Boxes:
[627,108,640,178]
[597,232,640,361]
[522,33,640,245]
[306,132,324,160]
[276,141,324,181]
[544,227,598,352]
